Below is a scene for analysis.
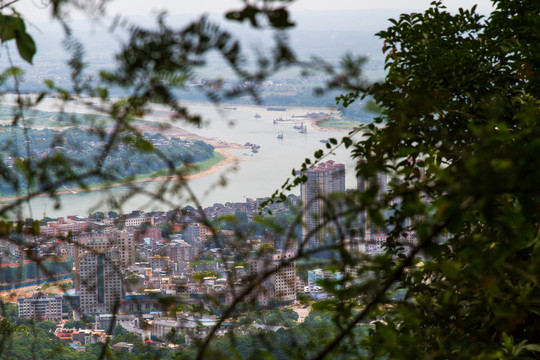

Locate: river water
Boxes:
[5,103,361,218]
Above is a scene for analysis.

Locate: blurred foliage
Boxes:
[287,1,540,359]
[0,0,539,359]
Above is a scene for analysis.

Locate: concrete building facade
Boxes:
[18,293,63,321]
[78,251,124,315]
[73,230,135,281]
[300,160,346,249]
[249,248,296,303]
[357,167,388,237]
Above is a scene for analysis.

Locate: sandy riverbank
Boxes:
[0,147,241,204]
[77,147,241,193]
[0,96,247,204]
[311,119,352,133]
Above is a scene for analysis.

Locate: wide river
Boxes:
[6,102,361,218]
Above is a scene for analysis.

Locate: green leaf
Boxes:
[43,79,54,89]
[0,66,22,86]
[0,15,36,64]
[0,15,20,42]
[267,7,295,29]
[440,260,461,280]
[522,344,540,353]
[134,137,155,152]
[15,30,36,64]
[225,6,260,27]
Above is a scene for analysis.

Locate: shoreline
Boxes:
[72,147,240,192]
[311,119,351,133]
[0,96,247,205]
[0,96,349,208]
[0,148,240,204]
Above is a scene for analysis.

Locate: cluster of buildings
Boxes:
[7,159,418,347]
[299,160,413,255]
[8,197,298,319]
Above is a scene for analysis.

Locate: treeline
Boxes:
[0,127,215,196]
[0,298,367,360]
[185,312,370,360]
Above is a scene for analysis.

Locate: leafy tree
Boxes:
[278,1,540,359]
[63,320,86,330]
[195,0,540,358]
[0,302,19,319]
[260,309,299,327]
[155,222,174,239]
[35,320,57,333]
[113,324,127,337]
[137,221,152,232]
[90,212,105,220]
[164,328,185,345]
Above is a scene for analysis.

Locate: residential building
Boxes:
[119,215,154,228]
[249,248,296,303]
[40,217,88,236]
[307,269,325,293]
[73,230,135,281]
[169,241,192,264]
[18,293,63,321]
[77,251,124,315]
[184,223,209,257]
[176,241,192,262]
[112,342,135,353]
[307,269,343,296]
[357,162,388,236]
[300,160,346,249]
[117,230,136,266]
[149,255,169,271]
[134,227,162,245]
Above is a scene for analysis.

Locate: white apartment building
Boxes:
[78,251,124,315]
[18,293,63,321]
[249,248,296,303]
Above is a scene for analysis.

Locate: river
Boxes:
[4,102,361,218]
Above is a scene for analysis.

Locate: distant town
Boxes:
[0,160,415,354]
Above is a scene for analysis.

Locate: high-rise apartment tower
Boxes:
[300,160,345,249]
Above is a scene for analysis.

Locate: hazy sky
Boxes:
[18,0,495,23]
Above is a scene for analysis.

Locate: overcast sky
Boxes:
[17,0,495,23]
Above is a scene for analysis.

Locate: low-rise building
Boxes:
[18,293,63,321]
[112,342,135,353]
